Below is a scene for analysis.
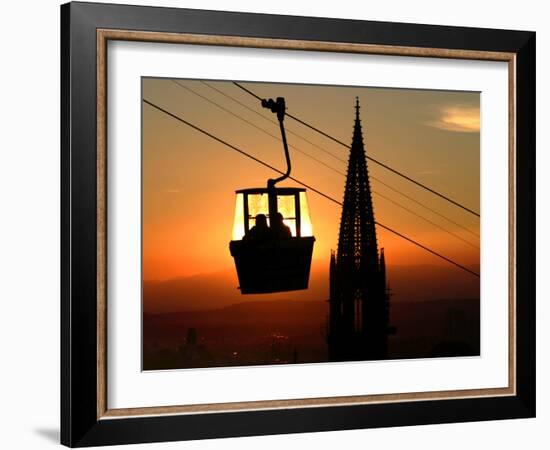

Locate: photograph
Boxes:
[141,78,481,371]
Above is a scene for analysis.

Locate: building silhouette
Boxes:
[328,98,394,361]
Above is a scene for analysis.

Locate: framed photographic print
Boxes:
[61,1,536,447]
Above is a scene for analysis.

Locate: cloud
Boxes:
[426,105,480,133]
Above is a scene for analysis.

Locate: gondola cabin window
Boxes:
[231,188,314,240]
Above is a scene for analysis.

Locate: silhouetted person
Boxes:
[271,212,292,239]
[244,214,270,241]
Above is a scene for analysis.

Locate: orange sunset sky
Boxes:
[142,78,480,287]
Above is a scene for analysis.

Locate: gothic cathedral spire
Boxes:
[328,98,393,361]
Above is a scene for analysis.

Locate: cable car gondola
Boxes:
[229,97,315,294]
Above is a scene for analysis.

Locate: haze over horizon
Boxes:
[143,261,480,314]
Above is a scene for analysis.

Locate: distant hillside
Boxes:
[144,298,478,338]
[143,265,329,314]
[143,262,479,314]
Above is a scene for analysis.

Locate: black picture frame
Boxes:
[61,1,535,447]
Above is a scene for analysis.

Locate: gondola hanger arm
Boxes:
[262,97,291,188]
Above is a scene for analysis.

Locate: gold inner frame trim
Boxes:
[96,28,517,420]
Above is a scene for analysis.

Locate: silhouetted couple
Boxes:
[244,213,292,242]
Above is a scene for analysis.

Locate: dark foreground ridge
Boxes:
[143,298,480,370]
